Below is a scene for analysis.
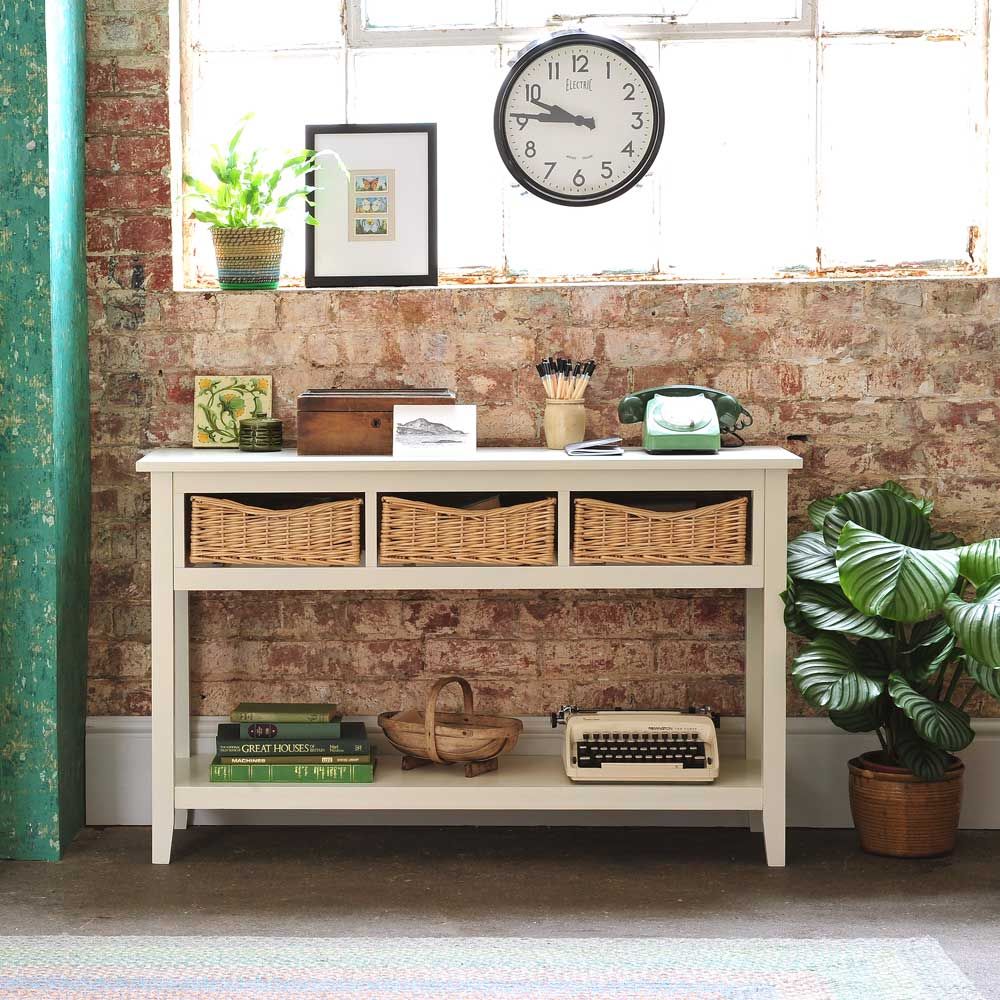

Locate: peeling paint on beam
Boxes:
[0,0,89,861]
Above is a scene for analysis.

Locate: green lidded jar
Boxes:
[238,417,283,452]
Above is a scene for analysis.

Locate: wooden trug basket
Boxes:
[378,676,523,778]
[573,495,748,565]
[380,495,556,566]
[189,495,362,566]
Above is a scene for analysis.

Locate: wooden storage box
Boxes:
[188,495,362,566]
[573,495,748,565]
[296,388,455,455]
[380,495,557,566]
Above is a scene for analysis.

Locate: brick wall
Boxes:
[85,1,1000,718]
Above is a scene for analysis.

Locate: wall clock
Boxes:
[493,31,664,207]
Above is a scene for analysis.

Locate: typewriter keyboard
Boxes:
[573,732,711,770]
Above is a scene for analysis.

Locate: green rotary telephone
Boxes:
[618,385,753,454]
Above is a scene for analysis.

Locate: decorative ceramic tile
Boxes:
[193,375,273,448]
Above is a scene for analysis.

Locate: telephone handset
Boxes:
[618,385,753,453]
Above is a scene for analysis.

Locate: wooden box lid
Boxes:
[297,388,456,413]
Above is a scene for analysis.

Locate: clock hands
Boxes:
[509,97,596,131]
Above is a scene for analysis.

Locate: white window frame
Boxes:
[176,0,994,285]
[346,0,817,47]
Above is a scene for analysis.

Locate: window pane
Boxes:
[822,0,977,33]
[504,181,658,277]
[186,49,346,280]
[349,47,503,272]
[658,38,815,277]
[365,0,496,28]
[503,0,799,25]
[819,38,980,267]
[197,0,343,49]
[504,1,671,23]
[682,0,801,23]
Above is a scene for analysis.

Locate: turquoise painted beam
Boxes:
[0,0,90,860]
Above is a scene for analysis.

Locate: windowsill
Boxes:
[177,266,988,293]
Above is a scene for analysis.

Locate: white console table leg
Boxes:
[173,591,190,831]
[150,472,176,864]
[761,471,788,867]
[745,588,764,834]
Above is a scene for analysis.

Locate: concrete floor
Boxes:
[1,826,998,996]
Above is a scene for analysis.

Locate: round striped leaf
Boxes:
[906,618,955,684]
[964,654,1000,701]
[943,577,1000,669]
[909,617,953,650]
[796,581,893,639]
[880,480,934,516]
[958,539,1000,588]
[787,531,839,585]
[888,672,974,752]
[823,488,931,549]
[905,618,956,683]
[890,712,949,780]
[808,495,841,532]
[856,636,894,682]
[791,635,885,713]
[781,580,817,640]
[929,528,966,551]
[830,703,883,733]
[836,522,959,623]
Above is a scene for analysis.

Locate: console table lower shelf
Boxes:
[174,754,763,812]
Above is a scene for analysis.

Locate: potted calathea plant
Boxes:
[784,483,1000,857]
[184,116,318,290]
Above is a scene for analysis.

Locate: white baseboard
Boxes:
[85,715,1000,829]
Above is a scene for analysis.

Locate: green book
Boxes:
[209,756,375,783]
[230,702,339,724]
[239,721,342,739]
[218,754,371,765]
[217,722,369,757]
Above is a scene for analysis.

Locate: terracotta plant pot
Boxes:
[211,226,284,290]
[848,751,963,858]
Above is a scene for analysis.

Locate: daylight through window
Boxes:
[181,0,988,284]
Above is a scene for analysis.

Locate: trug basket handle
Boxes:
[424,675,474,764]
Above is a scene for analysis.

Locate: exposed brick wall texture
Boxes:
[85,1,1000,718]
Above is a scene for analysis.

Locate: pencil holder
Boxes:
[543,399,586,450]
[238,417,283,452]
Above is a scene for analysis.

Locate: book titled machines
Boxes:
[551,707,720,783]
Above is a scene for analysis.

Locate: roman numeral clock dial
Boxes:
[494,32,664,206]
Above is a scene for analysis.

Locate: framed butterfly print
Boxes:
[305,124,437,287]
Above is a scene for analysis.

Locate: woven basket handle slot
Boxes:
[424,675,474,764]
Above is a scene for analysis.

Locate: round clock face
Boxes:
[494,33,664,206]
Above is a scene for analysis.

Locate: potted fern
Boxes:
[784,482,1000,857]
[184,116,318,290]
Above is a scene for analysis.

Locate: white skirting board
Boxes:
[85,715,1000,828]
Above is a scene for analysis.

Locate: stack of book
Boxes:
[210,702,375,783]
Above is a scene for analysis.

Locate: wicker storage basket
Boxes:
[189,495,362,566]
[573,495,748,565]
[380,495,556,566]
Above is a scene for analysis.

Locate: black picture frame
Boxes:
[493,32,665,207]
[305,123,437,287]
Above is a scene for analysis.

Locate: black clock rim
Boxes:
[493,32,665,207]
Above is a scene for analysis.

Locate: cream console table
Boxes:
[137,446,801,866]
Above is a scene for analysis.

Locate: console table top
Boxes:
[137,445,802,473]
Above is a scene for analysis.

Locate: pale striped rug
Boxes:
[0,936,981,998]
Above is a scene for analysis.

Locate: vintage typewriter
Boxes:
[551,706,720,782]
